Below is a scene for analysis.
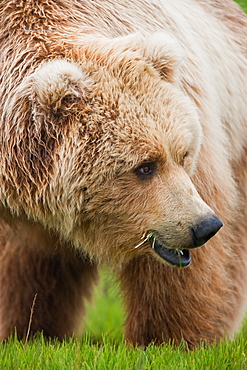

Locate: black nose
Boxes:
[191,215,223,248]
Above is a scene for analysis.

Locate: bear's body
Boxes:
[0,0,247,346]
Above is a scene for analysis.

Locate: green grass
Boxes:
[1,269,247,369]
[237,0,247,11]
[1,333,247,369]
[1,0,247,368]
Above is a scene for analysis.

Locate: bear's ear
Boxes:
[141,32,183,83]
[31,59,93,112]
[110,31,183,83]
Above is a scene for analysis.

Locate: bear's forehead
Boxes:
[72,81,196,178]
[79,65,196,149]
[35,55,200,185]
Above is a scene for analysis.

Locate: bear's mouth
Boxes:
[152,239,191,268]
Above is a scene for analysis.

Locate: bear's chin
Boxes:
[153,240,191,268]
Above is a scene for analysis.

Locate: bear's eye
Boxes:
[135,162,157,179]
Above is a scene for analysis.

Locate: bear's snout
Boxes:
[191,215,223,248]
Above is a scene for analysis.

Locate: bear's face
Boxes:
[3,32,222,267]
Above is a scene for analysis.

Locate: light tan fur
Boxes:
[0,0,247,347]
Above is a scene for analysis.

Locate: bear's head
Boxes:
[1,32,222,267]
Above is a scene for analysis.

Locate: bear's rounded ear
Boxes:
[112,31,183,83]
[31,59,93,112]
[142,32,183,83]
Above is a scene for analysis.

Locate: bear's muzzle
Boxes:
[150,215,223,268]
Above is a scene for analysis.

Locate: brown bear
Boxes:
[0,0,247,347]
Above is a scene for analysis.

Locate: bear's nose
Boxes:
[191,215,223,248]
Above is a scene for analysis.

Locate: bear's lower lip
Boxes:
[153,239,191,268]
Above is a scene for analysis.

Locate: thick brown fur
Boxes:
[0,0,247,347]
